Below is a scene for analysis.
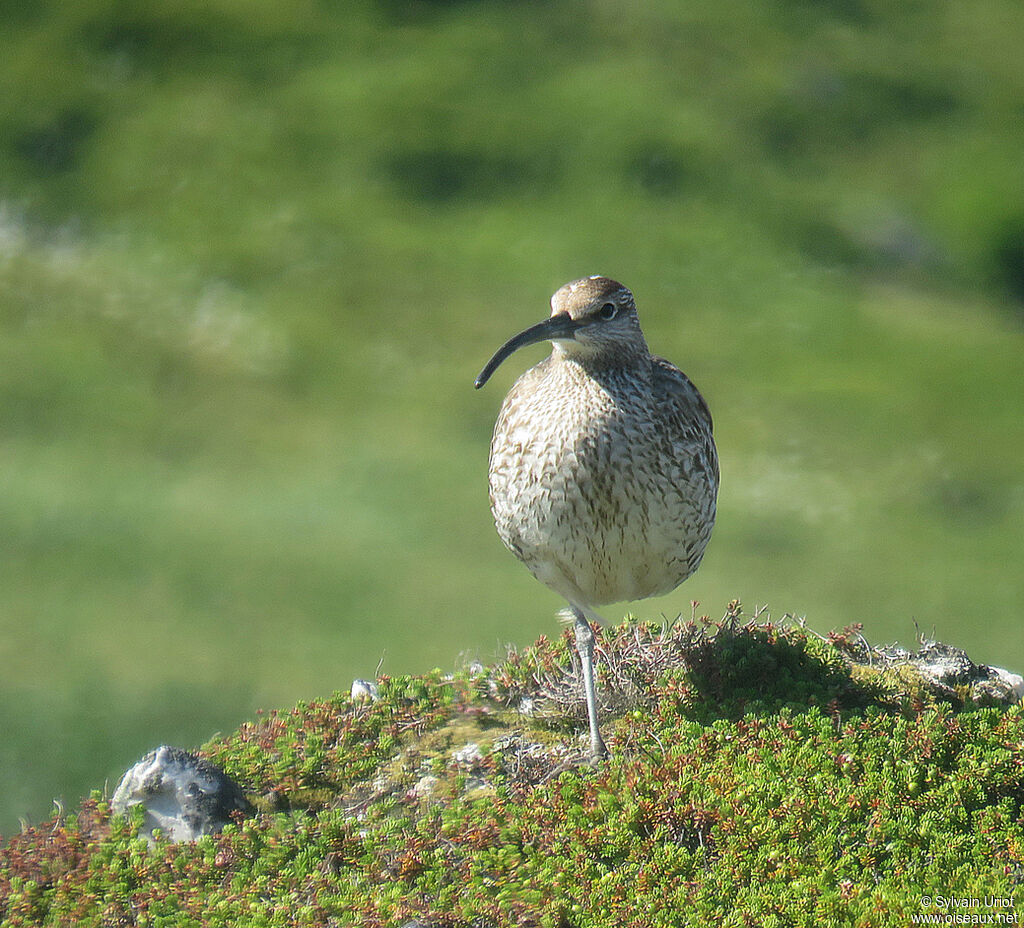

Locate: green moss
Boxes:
[3,612,1022,926]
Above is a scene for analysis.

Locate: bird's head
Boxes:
[475,276,648,389]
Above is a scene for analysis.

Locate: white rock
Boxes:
[411,774,439,799]
[351,679,379,703]
[452,742,483,768]
[989,667,1024,703]
[518,696,537,716]
[112,745,249,845]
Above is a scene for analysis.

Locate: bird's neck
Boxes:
[551,344,652,392]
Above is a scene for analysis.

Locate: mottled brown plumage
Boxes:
[476,276,718,757]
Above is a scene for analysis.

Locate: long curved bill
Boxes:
[474,312,581,389]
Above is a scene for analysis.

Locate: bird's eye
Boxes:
[598,302,618,320]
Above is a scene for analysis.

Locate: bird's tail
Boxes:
[558,604,606,626]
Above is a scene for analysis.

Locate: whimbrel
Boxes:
[475,276,719,758]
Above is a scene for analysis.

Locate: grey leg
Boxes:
[572,606,608,759]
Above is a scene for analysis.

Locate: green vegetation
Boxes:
[2,615,1022,926]
[1,0,1023,834]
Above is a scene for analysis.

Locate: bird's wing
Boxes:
[650,355,719,489]
[650,356,714,435]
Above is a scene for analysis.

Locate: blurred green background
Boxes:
[1,0,1022,835]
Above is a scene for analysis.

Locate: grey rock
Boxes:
[112,745,250,844]
[911,641,1024,704]
[864,639,1024,706]
[913,641,979,690]
[977,666,1024,704]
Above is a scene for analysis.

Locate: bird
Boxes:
[474,276,719,758]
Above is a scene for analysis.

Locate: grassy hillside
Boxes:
[1,0,1023,834]
[2,615,1022,926]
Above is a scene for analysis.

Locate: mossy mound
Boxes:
[3,607,1022,926]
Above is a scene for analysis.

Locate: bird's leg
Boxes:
[571,606,608,759]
